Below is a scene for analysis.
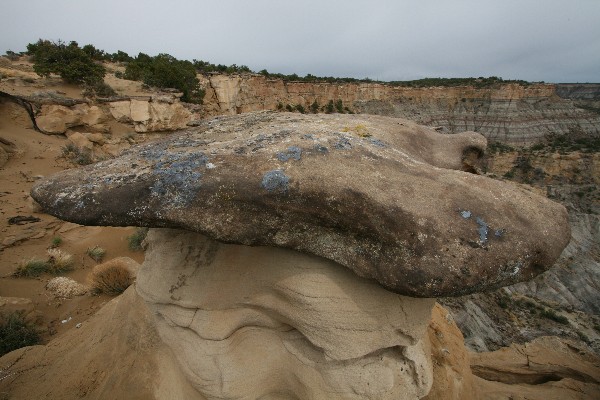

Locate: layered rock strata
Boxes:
[199,74,600,143]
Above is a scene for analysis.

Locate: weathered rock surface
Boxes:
[2,288,597,400]
[424,304,480,399]
[36,103,108,134]
[108,96,192,132]
[0,288,202,400]
[32,112,570,297]
[137,228,434,399]
[0,136,17,167]
[471,336,600,399]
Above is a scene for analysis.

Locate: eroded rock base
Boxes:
[136,228,435,399]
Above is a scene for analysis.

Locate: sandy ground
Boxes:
[0,62,146,344]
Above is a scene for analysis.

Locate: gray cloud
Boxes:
[1,0,599,82]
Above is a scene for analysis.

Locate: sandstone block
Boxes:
[36,104,80,134]
[137,228,435,399]
[109,100,132,123]
[67,132,93,151]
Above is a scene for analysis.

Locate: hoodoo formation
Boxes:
[21,112,572,398]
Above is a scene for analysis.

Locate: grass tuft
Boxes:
[14,249,75,277]
[13,258,50,277]
[86,246,106,262]
[46,248,74,273]
[50,236,62,248]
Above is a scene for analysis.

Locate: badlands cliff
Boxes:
[198,74,600,144]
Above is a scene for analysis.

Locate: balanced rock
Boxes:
[31,112,570,297]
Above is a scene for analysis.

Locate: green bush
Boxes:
[326,100,334,114]
[127,227,149,251]
[0,312,40,356]
[124,53,205,103]
[310,100,319,114]
[27,39,106,86]
[83,81,117,97]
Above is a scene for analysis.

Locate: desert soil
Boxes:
[0,64,146,344]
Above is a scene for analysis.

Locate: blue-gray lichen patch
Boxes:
[314,144,329,154]
[261,170,289,193]
[334,136,352,150]
[276,146,302,162]
[459,210,504,244]
[367,138,387,148]
[475,217,489,243]
[150,152,208,207]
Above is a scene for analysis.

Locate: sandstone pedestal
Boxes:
[137,228,435,399]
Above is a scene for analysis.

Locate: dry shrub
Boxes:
[89,260,134,295]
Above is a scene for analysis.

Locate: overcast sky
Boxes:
[2,0,599,83]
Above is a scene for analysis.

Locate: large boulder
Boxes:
[32,112,570,297]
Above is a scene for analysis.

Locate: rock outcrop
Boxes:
[3,289,598,399]
[108,96,192,132]
[24,112,572,398]
[31,112,570,297]
[36,103,108,134]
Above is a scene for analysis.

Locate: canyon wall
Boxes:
[198,74,600,144]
